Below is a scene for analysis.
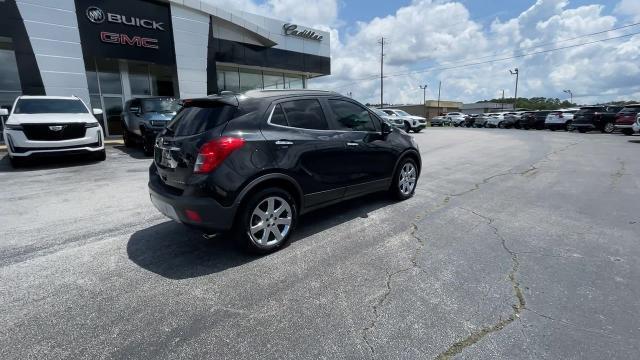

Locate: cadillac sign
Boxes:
[283,24,323,41]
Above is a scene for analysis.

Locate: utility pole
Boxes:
[563,89,573,104]
[378,37,386,108]
[437,81,442,115]
[501,89,505,111]
[419,84,428,118]
[509,68,519,110]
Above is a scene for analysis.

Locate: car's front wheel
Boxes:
[93,149,106,161]
[404,122,411,132]
[123,129,135,148]
[236,188,297,254]
[9,156,26,168]
[392,158,418,200]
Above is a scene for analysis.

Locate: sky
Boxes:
[206,0,640,105]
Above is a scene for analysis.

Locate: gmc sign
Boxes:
[100,32,159,49]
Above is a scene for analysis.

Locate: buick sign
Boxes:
[86,6,165,31]
[86,6,105,24]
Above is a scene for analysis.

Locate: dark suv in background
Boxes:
[571,105,622,133]
[519,110,551,130]
[149,90,421,253]
[122,97,181,155]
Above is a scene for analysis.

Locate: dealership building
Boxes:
[0,0,330,136]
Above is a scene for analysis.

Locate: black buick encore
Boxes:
[149,90,421,253]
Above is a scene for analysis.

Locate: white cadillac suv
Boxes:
[1,96,105,167]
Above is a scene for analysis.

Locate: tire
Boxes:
[391,158,418,200]
[235,187,297,254]
[602,122,615,134]
[414,128,422,133]
[143,138,155,156]
[92,149,106,161]
[622,129,634,136]
[404,122,411,132]
[9,156,26,168]
[123,129,135,148]
[565,121,573,132]
[498,122,505,129]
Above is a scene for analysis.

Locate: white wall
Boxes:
[170,4,210,99]
[15,0,90,105]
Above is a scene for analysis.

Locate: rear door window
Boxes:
[328,99,376,132]
[279,99,329,130]
[619,106,640,114]
[166,101,236,136]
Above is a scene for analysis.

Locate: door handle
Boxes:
[346,142,359,147]
[275,140,293,145]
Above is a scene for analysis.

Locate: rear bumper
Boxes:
[148,172,237,232]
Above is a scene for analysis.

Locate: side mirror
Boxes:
[381,121,392,135]
[92,108,103,115]
[0,108,9,116]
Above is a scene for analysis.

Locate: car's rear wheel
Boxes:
[565,121,573,131]
[498,122,505,129]
[603,122,615,134]
[622,128,634,136]
[236,188,297,254]
[392,158,418,200]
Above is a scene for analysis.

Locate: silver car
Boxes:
[370,108,404,129]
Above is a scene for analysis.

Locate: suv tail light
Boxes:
[194,137,245,174]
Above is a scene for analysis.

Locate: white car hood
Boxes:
[7,113,98,125]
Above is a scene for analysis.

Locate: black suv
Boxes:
[148,90,421,253]
[519,110,551,130]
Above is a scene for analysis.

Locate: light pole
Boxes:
[563,89,573,104]
[419,84,428,119]
[509,68,519,110]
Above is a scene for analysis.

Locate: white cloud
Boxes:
[206,0,640,105]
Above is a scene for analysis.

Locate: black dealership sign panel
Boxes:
[75,0,175,65]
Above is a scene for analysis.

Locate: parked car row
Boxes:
[369,108,427,132]
[440,104,640,136]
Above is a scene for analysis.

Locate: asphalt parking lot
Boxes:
[1,128,639,359]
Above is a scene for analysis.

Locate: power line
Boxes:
[329,30,640,91]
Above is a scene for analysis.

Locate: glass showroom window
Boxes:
[284,74,304,89]
[217,66,240,93]
[263,71,285,89]
[239,69,263,92]
[0,37,22,112]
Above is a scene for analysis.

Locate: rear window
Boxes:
[14,99,88,114]
[166,101,236,136]
[141,98,181,113]
[619,106,640,114]
[576,107,604,114]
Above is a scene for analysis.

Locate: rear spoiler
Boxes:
[181,94,239,108]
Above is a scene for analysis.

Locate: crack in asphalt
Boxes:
[361,197,449,358]
[434,208,526,360]
[361,141,581,358]
[610,159,627,188]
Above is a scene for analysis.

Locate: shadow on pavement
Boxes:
[127,192,393,280]
[112,145,150,160]
[0,152,102,173]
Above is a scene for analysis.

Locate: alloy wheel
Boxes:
[603,122,615,133]
[398,163,417,195]
[248,196,292,247]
